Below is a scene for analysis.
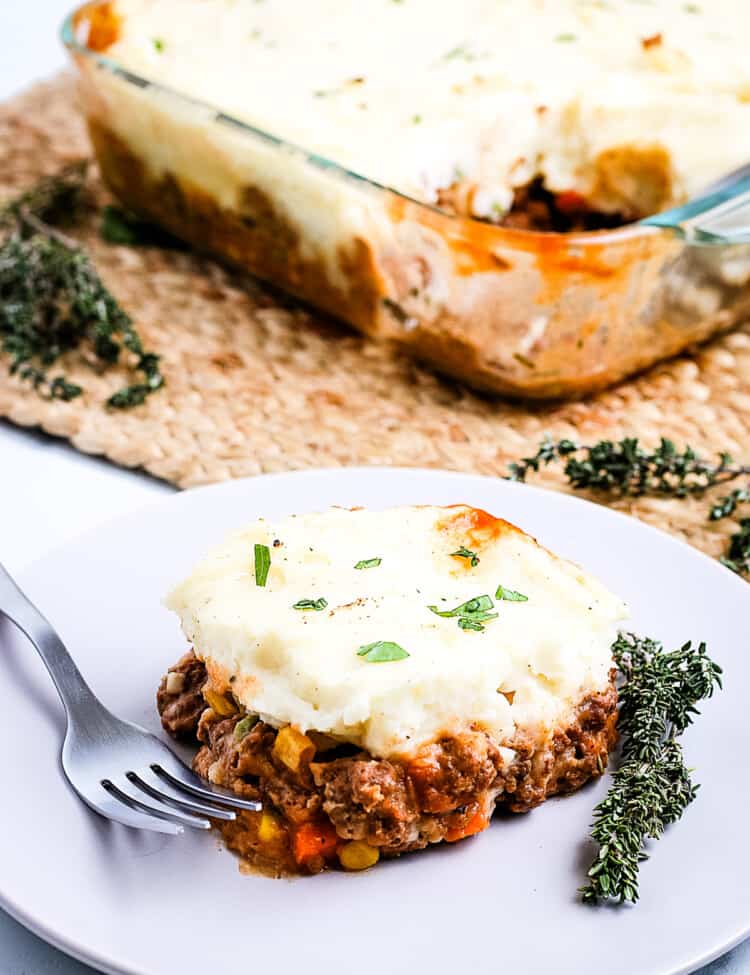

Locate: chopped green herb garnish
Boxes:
[458,618,485,631]
[153,38,165,52]
[443,44,478,62]
[555,32,577,41]
[428,595,498,631]
[234,714,259,741]
[412,114,422,124]
[100,205,145,246]
[496,585,529,602]
[356,641,410,663]
[451,546,480,567]
[429,594,493,618]
[254,543,271,587]
[354,557,382,570]
[444,45,466,60]
[292,598,328,611]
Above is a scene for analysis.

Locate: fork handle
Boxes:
[0,561,101,719]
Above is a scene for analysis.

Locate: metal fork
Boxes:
[0,562,260,834]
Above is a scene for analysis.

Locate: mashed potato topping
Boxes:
[96,0,750,220]
[166,506,627,758]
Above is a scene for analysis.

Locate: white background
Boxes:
[0,2,746,972]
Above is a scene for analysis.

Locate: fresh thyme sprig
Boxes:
[717,518,750,575]
[508,437,750,575]
[709,488,750,521]
[0,166,164,408]
[707,490,750,574]
[0,161,91,231]
[508,436,750,497]
[581,633,722,904]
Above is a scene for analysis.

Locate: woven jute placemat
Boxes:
[2,75,750,564]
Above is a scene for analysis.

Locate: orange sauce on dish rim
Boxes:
[74,1,122,51]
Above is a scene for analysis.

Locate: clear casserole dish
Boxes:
[62,1,750,399]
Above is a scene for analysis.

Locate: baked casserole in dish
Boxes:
[158,505,625,875]
[64,0,750,397]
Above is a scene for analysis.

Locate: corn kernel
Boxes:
[273,725,315,772]
[203,688,237,716]
[338,841,380,871]
[257,810,285,845]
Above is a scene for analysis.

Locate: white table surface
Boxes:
[0,3,748,972]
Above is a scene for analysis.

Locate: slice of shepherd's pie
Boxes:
[158,505,626,875]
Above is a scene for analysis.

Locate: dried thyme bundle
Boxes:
[0,164,163,408]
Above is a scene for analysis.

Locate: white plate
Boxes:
[2,468,749,975]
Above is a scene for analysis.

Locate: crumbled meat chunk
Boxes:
[507,676,618,812]
[406,730,502,813]
[194,710,270,800]
[312,758,419,847]
[156,652,207,740]
[194,711,321,820]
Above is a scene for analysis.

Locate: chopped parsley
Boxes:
[496,585,529,602]
[428,594,498,631]
[357,641,410,663]
[429,594,493,617]
[292,598,328,611]
[152,38,165,52]
[451,546,480,567]
[354,557,382,570]
[458,618,485,631]
[443,44,477,62]
[555,32,577,41]
[254,543,271,587]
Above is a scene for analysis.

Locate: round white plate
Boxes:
[2,468,749,975]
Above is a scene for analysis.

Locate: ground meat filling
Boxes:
[313,758,418,849]
[437,178,628,233]
[157,653,618,874]
[156,652,207,739]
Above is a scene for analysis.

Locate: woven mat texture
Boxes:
[3,76,750,564]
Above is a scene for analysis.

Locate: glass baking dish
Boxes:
[62,1,750,399]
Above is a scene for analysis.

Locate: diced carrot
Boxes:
[445,808,490,843]
[406,756,456,813]
[292,821,340,864]
[555,190,587,214]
